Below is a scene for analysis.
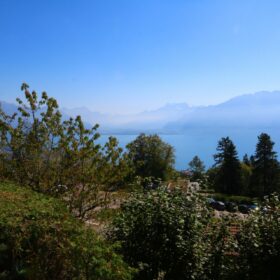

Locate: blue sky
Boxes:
[1,0,280,113]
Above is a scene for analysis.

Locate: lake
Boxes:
[100,127,280,170]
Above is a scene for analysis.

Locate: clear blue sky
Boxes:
[1,0,280,113]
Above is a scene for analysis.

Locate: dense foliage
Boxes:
[0,182,134,280]
[126,133,175,185]
[209,134,280,197]
[236,193,280,280]
[109,187,234,280]
[109,187,280,280]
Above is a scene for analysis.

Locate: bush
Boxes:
[235,194,280,280]
[108,186,280,280]
[0,182,134,280]
[108,187,235,280]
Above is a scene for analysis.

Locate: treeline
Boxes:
[203,134,280,198]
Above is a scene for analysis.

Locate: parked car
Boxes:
[210,200,226,211]
[260,206,272,213]
[248,204,259,212]
[238,204,250,214]
[225,201,238,212]
[207,198,216,204]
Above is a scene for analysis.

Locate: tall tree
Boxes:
[213,137,242,194]
[0,84,129,219]
[250,133,280,197]
[126,133,175,184]
[188,155,205,181]
[242,154,251,166]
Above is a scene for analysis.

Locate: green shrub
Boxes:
[0,182,134,280]
[108,186,280,280]
[235,194,280,280]
[108,187,235,280]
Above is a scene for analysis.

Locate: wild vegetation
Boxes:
[109,187,280,280]
[0,182,134,280]
[0,84,130,219]
[0,84,280,279]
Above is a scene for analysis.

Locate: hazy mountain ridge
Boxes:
[1,91,280,133]
[164,91,280,131]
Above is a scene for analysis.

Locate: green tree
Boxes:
[240,163,253,196]
[213,137,243,195]
[0,84,63,189]
[0,84,129,219]
[126,133,175,185]
[188,155,206,181]
[206,167,219,190]
[242,154,251,166]
[57,115,103,218]
[250,133,280,197]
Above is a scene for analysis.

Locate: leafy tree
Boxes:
[0,84,129,219]
[213,137,243,195]
[98,136,131,191]
[126,133,175,185]
[250,133,280,197]
[0,84,63,189]
[188,155,206,181]
[57,115,103,218]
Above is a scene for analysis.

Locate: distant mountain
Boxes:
[61,102,194,132]
[61,107,113,128]
[165,91,280,131]
[113,103,194,130]
[2,91,280,134]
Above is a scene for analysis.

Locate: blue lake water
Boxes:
[100,127,280,170]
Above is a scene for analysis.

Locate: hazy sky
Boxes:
[1,0,280,113]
